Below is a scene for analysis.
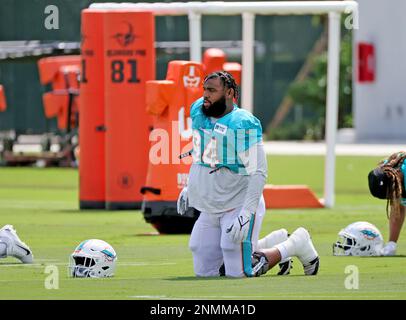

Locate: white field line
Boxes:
[0,200,74,210]
[263,141,406,156]
[0,261,176,268]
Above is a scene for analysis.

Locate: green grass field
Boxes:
[1,155,405,300]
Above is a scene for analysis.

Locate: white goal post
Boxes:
[89,1,359,208]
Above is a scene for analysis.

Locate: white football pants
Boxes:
[189,195,266,278]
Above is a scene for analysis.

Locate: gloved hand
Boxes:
[381,241,397,256]
[251,251,270,277]
[226,209,254,243]
[176,187,189,215]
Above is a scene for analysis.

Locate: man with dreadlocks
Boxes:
[368,151,406,256]
[177,71,319,277]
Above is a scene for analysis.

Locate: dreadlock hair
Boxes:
[377,151,406,219]
[204,71,239,100]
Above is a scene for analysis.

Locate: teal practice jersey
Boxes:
[383,153,406,205]
[402,160,406,205]
[190,97,263,175]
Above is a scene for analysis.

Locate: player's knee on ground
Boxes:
[189,236,223,277]
[190,248,223,277]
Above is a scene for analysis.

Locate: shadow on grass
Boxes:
[56,209,105,214]
[166,276,228,281]
[56,209,145,215]
[360,255,406,258]
[166,274,312,281]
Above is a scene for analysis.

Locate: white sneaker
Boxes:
[0,225,33,264]
[289,227,319,275]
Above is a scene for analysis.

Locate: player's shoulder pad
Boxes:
[230,107,263,132]
[190,97,204,119]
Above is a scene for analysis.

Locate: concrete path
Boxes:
[264,140,405,156]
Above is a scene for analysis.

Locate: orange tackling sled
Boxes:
[38,56,81,131]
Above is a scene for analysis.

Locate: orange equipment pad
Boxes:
[263,184,324,209]
[38,57,80,131]
[103,11,155,209]
[166,62,204,117]
[146,80,176,116]
[203,48,226,74]
[223,62,242,85]
[0,85,6,111]
[79,9,106,208]
[143,61,203,203]
[38,55,81,87]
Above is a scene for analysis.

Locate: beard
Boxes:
[202,96,227,118]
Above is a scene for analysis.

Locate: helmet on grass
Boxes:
[69,239,117,278]
[333,221,384,256]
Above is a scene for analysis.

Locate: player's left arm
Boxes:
[226,117,268,243]
[226,142,267,243]
[236,116,268,213]
[239,141,268,213]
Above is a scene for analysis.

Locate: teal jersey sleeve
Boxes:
[190,97,204,124]
[401,160,406,206]
[231,109,263,153]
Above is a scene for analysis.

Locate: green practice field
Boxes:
[0,155,405,300]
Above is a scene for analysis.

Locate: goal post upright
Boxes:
[324,11,342,208]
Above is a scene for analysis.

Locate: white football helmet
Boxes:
[333,221,384,256]
[68,239,117,278]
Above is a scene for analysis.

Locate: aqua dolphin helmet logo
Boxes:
[360,229,379,240]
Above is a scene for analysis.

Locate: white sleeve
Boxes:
[238,142,268,213]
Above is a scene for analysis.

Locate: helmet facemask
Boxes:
[333,233,355,256]
[68,239,117,278]
[69,254,99,278]
[333,233,376,256]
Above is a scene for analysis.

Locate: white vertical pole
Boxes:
[188,11,202,62]
[324,12,341,208]
[241,12,255,113]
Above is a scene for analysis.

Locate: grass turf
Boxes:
[0,155,405,300]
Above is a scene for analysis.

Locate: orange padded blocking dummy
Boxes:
[141,61,203,232]
[38,56,81,131]
[79,9,106,209]
[203,48,242,85]
[263,185,324,209]
[38,55,81,88]
[104,11,155,210]
[0,85,6,111]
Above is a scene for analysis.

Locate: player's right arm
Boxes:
[176,97,204,215]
